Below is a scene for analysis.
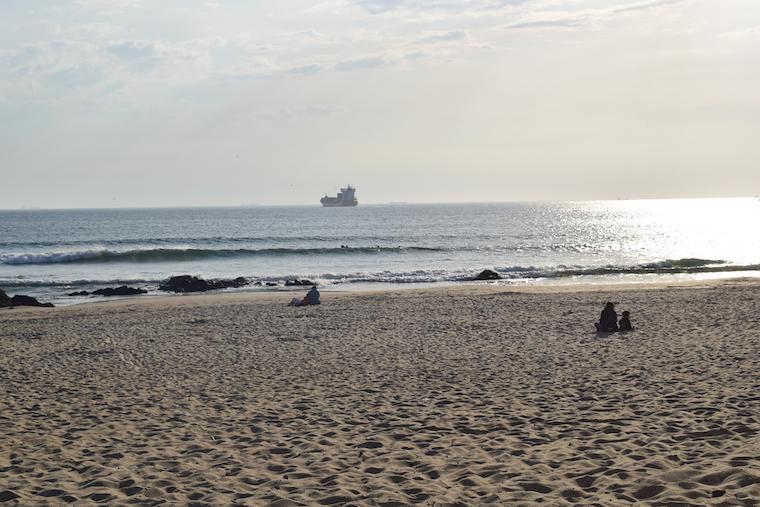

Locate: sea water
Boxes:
[1,198,759,305]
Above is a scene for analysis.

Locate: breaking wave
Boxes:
[0,278,158,288]
[3,258,759,299]
[0,246,444,265]
[491,259,760,279]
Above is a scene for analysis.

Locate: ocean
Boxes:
[1,198,759,305]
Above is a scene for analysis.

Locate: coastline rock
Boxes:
[285,279,315,287]
[68,291,90,297]
[474,269,501,281]
[0,289,11,308]
[10,295,55,308]
[159,275,249,293]
[92,286,148,297]
[265,282,278,287]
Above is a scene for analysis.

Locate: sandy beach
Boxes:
[1,279,758,506]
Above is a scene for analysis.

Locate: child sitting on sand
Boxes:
[619,311,634,331]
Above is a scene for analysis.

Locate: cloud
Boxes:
[0,0,706,110]
[502,0,689,32]
[1,40,113,94]
[415,30,468,43]
[334,56,387,71]
[42,64,105,90]
[69,22,124,38]
[505,19,583,30]
[107,40,155,60]
[73,0,144,16]
[251,104,347,121]
[352,0,407,14]
[290,29,325,39]
[612,0,686,15]
[353,0,525,15]
[288,64,326,75]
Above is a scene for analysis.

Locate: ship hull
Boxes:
[321,200,358,207]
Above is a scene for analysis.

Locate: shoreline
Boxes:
[3,275,759,313]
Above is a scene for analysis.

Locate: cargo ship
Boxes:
[321,185,358,207]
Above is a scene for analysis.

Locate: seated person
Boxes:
[619,311,634,331]
[303,286,320,305]
[290,286,321,306]
[595,302,619,332]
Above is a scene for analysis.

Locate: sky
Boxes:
[1,0,759,208]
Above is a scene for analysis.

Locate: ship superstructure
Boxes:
[321,185,358,207]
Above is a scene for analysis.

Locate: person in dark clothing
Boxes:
[595,302,618,332]
[303,286,320,305]
[289,286,321,307]
[619,311,634,331]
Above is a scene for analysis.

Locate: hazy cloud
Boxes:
[252,104,347,121]
[73,0,145,15]
[415,30,468,43]
[288,64,326,75]
[612,0,686,14]
[505,19,583,30]
[334,56,387,71]
[107,40,156,61]
[352,0,524,15]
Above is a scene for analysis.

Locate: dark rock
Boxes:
[474,269,501,280]
[67,291,90,297]
[712,490,726,498]
[158,275,249,293]
[265,282,278,287]
[91,286,147,296]
[0,288,11,308]
[10,295,55,308]
[285,279,315,287]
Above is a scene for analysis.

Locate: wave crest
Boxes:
[0,246,444,265]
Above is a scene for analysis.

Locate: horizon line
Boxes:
[1,195,758,212]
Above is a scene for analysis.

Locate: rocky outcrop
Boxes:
[0,289,11,308]
[92,286,148,296]
[67,286,147,297]
[158,275,249,293]
[9,295,55,308]
[1,289,55,308]
[474,269,502,280]
[285,279,316,287]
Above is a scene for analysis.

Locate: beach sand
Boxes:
[1,280,759,506]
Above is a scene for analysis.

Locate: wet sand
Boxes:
[1,280,759,506]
